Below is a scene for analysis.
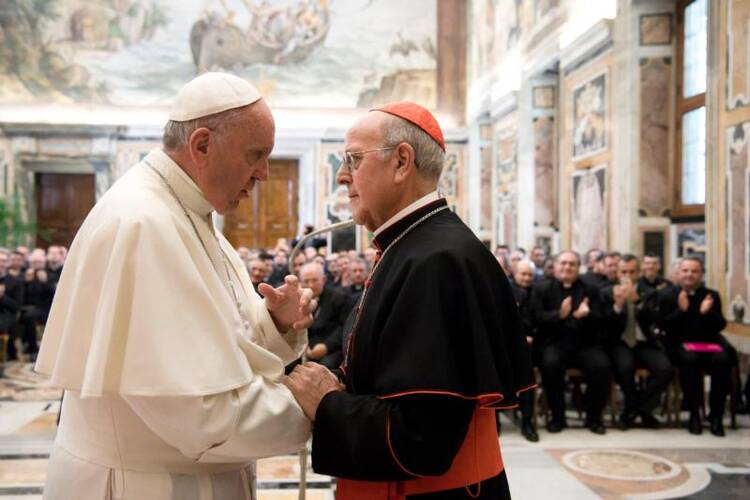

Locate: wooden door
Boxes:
[224,160,298,249]
[35,173,96,248]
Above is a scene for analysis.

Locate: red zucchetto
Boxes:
[371,101,446,152]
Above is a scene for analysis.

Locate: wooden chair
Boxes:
[535,367,618,426]
[671,367,740,429]
[631,367,678,425]
[0,331,9,364]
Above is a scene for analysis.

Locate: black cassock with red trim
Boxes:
[312,198,535,499]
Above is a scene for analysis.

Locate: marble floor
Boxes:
[0,362,748,499]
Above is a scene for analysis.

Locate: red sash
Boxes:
[335,408,503,499]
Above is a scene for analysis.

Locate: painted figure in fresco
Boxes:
[190,0,330,71]
[573,74,607,159]
[573,167,606,253]
[534,116,555,227]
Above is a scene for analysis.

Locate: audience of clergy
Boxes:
[237,236,743,441]
[0,245,66,361]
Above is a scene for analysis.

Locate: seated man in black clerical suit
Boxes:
[299,262,350,369]
[657,256,731,436]
[510,259,539,442]
[343,257,367,310]
[600,254,672,430]
[638,253,668,295]
[20,253,54,358]
[531,250,612,434]
[581,248,608,290]
[248,258,268,294]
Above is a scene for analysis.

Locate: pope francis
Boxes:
[35,73,315,500]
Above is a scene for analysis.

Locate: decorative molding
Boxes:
[489,92,519,120]
[522,25,564,77]
[1,123,121,137]
[561,19,615,74]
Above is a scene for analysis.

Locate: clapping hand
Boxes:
[560,296,573,319]
[678,290,690,312]
[573,298,590,319]
[624,283,639,302]
[613,285,627,310]
[258,275,317,333]
[699,294,714,315]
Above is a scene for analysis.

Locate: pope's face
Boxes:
[337,113,399,232]
[200,100,275,214]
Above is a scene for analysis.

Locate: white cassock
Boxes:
[35,149,310,500]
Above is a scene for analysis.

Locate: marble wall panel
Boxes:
[726,122,750,324]
[727,0,750,110]
[114,141,158,180]
[533,0,559,25]
[639,57,671,217]
[480,146,493,231]
[495,113,519,196]
[639,14,672,46]
[318,142,348,226]
[533,86,555,109]
[37,138,92,157]
[318,142,356,250]
[571,163,607,254]
[497,197,516,247]
[572,70,608,162]
[494,112,518,245]
[0,140,8,196]
[441,144,465,219]
[533,115,556,227]
[468,0,560,86]
[467,0,498,85]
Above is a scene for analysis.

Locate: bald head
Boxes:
[513,259,535,288]
[339,109,445,232]
[300,262,326,297]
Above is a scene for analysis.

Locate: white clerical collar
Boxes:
[373,191,441,237]
[145,149,215,217]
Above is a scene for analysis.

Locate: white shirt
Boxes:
[373,190,442,238]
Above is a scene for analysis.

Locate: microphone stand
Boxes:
[290,219,355,500]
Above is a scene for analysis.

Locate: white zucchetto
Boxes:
[168,72,262,122]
